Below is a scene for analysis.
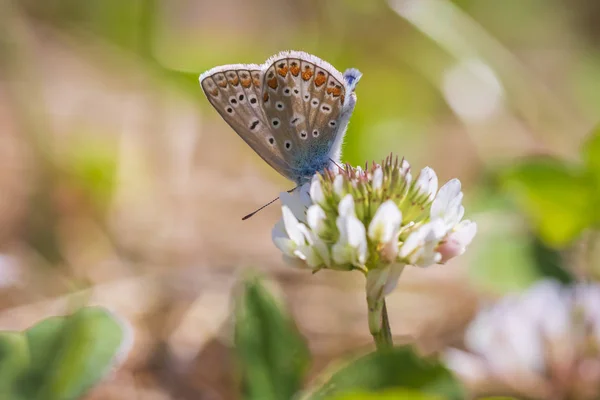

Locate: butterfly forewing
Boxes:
[200,65,292,175]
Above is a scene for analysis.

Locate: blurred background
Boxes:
[0,0,599,398]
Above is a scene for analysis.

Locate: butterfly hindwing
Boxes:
[200,64,293,176]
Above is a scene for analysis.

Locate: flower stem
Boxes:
[368,298,393,350]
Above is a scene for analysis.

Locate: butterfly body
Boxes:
[199,51,361,185]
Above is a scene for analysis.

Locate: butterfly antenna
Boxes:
[329,158,345,172]
[242,186,299,221]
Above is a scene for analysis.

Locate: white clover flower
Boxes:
[445,280,600,400]
[271,154,476,303]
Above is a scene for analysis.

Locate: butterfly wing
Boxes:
[260,51,350,182]
[199,64,294,177]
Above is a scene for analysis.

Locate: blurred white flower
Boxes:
[445,280,600,400]
[0,255,21,289]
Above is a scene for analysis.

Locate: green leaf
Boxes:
[306,346,464,400]
[501,157,595,247]
[234,275,311,400]
[0,306,130,400]
[330,388,444,400]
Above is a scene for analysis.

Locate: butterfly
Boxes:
[199,50,362,186]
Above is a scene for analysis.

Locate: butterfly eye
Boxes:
[312,129,319,137]
[310,99,319,108]
[238,94,245,102]
[284,141,292,150]
[321,104,332,113]
[329,120,337,127]
[293,89,300,95]
[275,101,285,110]
[229,96,238,106]
[271,118,280,128]
[226,106,234,114]
[249,96,258,105]
[303,94,310,101]
[283,88,292,96]
[268,137,275,145]
[299,131,308,140]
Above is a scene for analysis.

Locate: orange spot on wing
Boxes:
[251,72,261,87]
[340,95,345,104]
[263,93,269,102]
[209,88,219,96]
[267,77,278,90]
[277,65,289,77]
[217,80,227,88]
[228,75,239,86]
[314,71,327,87]
[302,66,314,81]
[327,85,342,97]
[240,78,252,88]
[290,63,300,76]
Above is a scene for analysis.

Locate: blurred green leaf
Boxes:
[469,212,540,293]
[501,157,594,247]
[530,234,574,283]
[235,275,311,400]
[0,333,29,400]
[330,388,444,400]
[582,124,600,223]
[63,137,117,211]
[306,346,464,400]
[0,307,129,400]
[582,124,600,180]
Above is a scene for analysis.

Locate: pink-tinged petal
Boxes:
[437,220,477,263]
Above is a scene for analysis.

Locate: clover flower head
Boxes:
[271,154,476,301]
[445,280,600,400]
